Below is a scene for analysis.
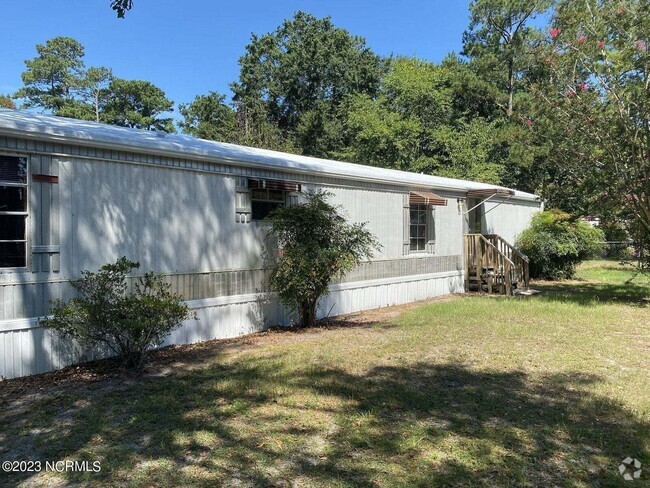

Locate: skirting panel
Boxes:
[0,255,462,321]
[0,271,463,380]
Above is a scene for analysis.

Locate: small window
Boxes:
[409,204,427,252]
[0,155,28,268]
[251,188,285,221]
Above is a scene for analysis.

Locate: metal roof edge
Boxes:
[0,110,541,203]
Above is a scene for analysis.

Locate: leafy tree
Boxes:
[16,37,171,131]
[339,92,422,171]
[340,57,449,171]
[15,36,85,113]
[267,191,379,328]
[442,54,503,121]
[425,119,507,184]
[382,55,454,125]
[516,210,604,279]
[461,1,556,192]
[463,0,552,117]
[102,78,175,132]
[232,97,297,152]
[531,0,650,266]
[41,257,194,368]
[0,95,15,109]
[340,57,509,184]
[52,67,114,122]
[79,67,114,123]
[232,11,386,155]
[178,91,236,141]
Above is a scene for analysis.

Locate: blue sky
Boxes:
[3,0,473,112]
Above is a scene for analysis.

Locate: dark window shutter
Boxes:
[426,206,436,254]
[403,193,410,255]
[30,156,60,272]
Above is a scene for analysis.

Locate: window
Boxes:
[404,191,443,255]
[251,188,285,221]
[0,155,28,268]
[409,204,427,252]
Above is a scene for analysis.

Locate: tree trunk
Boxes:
[299,299,318,328]
[507,58,514,117]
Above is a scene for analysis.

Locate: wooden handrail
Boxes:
[464,233,529,294]
[464,234,516,295]
[482,234,530,289]
[480,235,515,266]
[483,234,529,263]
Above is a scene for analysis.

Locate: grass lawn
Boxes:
[1,260,648,487]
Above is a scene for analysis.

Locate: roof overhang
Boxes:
[0,110,542,203]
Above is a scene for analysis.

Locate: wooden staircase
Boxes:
[464,234,530,295]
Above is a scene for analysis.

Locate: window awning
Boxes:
[409,191,447,206]
[466,188,515,198]
[248,178,301,192]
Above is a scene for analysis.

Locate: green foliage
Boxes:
[530,0,650,268]
[382,57,453,125]
[339,92,422,171]
[267,191,379,327]
[15,37,174,132]
[0,95,15,109]
[15,8,648,248]
[425,119,506,184]
[232,11,386,155]
[50,66,114,122]
[40,257,194,368]
[102,78,175,132]
[178,91,236,141]
[75,67,114,122]
[516,210,605,280]
[15,36,86,113]
[463,0,552,116]
[341,57,509,184]
[460,0,556,193]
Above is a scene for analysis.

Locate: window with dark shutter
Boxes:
[0,155,28,268]
[405,191,445,254]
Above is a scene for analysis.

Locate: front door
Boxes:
[468,198,484,234]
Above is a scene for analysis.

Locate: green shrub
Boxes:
[267,190,379,328]
[604,243,636,261]
[516,210,604,280]
[40,257,195,368]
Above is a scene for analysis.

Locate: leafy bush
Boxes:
[41,257,194,368]
[603,243,636,261]
[516,210,604,280]
[267,190,379,327]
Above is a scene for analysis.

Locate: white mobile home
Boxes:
[0,110,542,379]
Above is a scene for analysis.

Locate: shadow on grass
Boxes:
[268,318,399,334]
[1,356,648,487]
[532,280,649,307]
